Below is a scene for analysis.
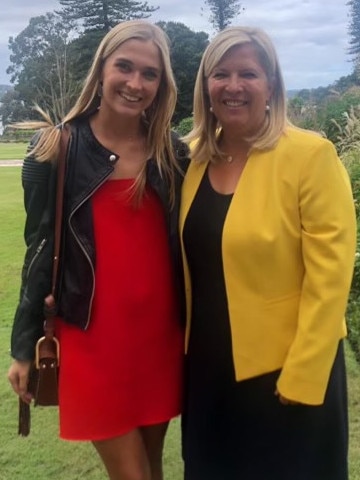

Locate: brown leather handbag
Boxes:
[18,125,70,436]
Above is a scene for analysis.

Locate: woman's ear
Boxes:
[97,81,103,98]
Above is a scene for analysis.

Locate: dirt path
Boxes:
[0,160,22,166]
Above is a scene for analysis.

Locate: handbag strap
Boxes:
[52,124,70,297]
[43,124,71,338]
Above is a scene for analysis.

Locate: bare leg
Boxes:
[93,428,151,480]
[140,422,169,480]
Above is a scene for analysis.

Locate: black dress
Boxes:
[182,169,348,480]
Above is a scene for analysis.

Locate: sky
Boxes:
[0,0,353,90]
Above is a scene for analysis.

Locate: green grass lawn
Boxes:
[0,142,27,160]
[0,166,359,479]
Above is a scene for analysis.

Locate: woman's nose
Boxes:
[127,72,142,90]
[226,74,243,92]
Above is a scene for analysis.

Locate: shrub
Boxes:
[342,144,360,361]
[174,116,193,137]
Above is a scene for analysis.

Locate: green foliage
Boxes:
[202,0,245,31]
[347,299,360,364]
[7,13,73,83]
[157,22,208,124]
[335,72,359,94]
[341,125,360,361]
[58,0,159,31]
[6,12,80,124]
[1,127,36,144]
[0,89,33,126]
[287,82,360,145]
[175,116,193,136]
[0,85,13,101]
[317,90,360,144]
[287,96,319,132]
[333,105,360,154]
[67,31,105,84]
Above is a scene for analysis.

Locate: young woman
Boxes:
[8,20,188,480]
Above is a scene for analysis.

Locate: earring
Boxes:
[210,106,213,113]
[265,101,270,113]
[97,82,103,97]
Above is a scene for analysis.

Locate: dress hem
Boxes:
[59,411,181,442]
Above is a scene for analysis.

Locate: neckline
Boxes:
[108,178,135,181]
[205,168,234,198]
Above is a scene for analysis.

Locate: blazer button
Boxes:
[109,154,117,163]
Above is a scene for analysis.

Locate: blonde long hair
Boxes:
[16,20,178,202]
[185,26,289,163]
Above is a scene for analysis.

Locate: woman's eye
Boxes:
[117,62,131,72]
[144,70,158,80]
[212,72,226,79]
[243,71,257,79]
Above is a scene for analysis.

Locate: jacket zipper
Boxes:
[68,171,112,329]
[27,238,47,278]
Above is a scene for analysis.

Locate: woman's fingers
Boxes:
[8,360,32,403]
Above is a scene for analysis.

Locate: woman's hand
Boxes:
[8,359,33,404]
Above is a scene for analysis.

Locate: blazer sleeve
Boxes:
[10,140,55,361]
[276,139,356,405]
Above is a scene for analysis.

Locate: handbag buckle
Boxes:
[34,336,60,369]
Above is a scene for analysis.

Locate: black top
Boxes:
[183,168,234,377]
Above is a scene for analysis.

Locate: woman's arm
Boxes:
[276,139,356,405]
[10,146,55,362]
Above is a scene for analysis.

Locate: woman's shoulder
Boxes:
[269,126,341,176]
[280,126,334,151]
[22,132,52,184]
[22,157,52,187]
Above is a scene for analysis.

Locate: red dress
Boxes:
[57,179,184,440]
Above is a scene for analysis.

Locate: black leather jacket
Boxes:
[11,116,189,361]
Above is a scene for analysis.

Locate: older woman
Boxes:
[180,26,356,480]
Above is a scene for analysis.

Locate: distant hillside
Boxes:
[287,90,301,99]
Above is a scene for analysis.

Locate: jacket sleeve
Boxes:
[276,139,356,404]
[10,141,55,361]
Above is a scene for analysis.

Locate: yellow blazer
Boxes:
[179,127,357,405]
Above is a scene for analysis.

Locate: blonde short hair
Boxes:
[185,26,288,163]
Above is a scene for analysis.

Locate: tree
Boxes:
[67,31,106,84]
[202,0,245,31]
[157,22,208,123]
[334,72,359,93]
[7,13,80,122]
[348,0,360,63]
[58,0,159,32]
[0,89,33,127]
